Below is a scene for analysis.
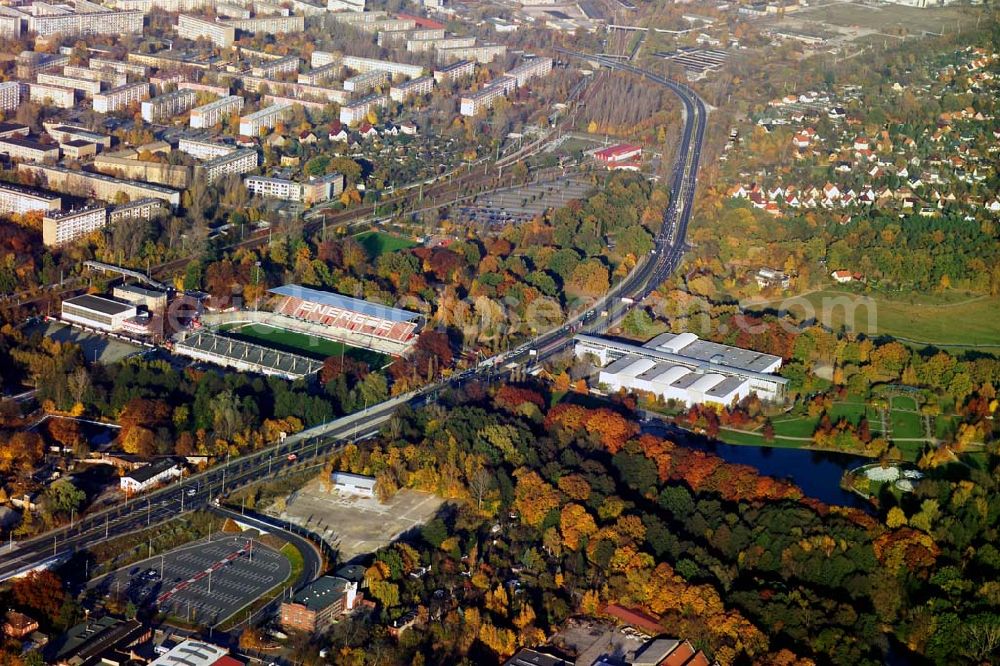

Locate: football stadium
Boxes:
[172,284,425,380]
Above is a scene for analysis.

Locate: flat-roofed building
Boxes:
[239,77,350,105]
[0,183,61,215]
[18,163,182,209]
[177,137,236,160]
[459,79,513,116]
[436,44,506,64]
[238,103,291,136]
[36,72,103,97]
[353,17,415,33]
[141,88,199,122]
[109,197,166,223]
[343,70,388,94]
[43,123,111,149]
[89,57,147,77]
[506,56,553,86]
[339,54,424,78]
[406,36,475,53]
[61,293,137,332]
[28,82,76,108]
[221,14,304,34]
[0,81,20,111]
[0,13,21,40]
[576,332,788,405]
[280,576,358,633]
[0,122,29,140]
[328,7,383,21]
[120,458,183,493]
[198,148,258,183]
[433,59,475,85]
[93,82,149,113]
[250,55,299,78]
[377,27,444,46]
[16,51,69,78]
[63,64,127,87]
[27,6,143,37]
[178,14,236,47]
[190,95,244,128]
[339,93,387,125]
[42,206,108,246]
[331,471,375,496]
[297,61,342,85]
[60,139,98,159]
[244,175,302,200]
[114,283,168,311]
[389,75,433,102]
[0,137,60,163]
[147,640,233,666]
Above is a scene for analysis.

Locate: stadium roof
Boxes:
[270,284,421,323]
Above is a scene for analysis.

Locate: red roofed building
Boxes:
[212,657,245,666]
[601,604,661,635]
[594,143,643,167]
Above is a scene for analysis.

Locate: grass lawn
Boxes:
[935,416,957,440]
[220,324,389,367]
[829,402,867,423]
[747,290,1000,348]
[719,428,766,445]
[771,416,817,438]
[355,231,418,259]
[891,395,919,411]
[895,440,925,463]
[891,410,924,439]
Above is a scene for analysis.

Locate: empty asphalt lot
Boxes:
[91,534,289,626]
[266,475,445,562]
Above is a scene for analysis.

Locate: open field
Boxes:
[219,323,389,367]
[745,290,1000,348]
[266,474,445,563]
[355,231,418,258]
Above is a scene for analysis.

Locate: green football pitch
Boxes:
[219,324,390,367]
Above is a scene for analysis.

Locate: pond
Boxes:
[642,421,871,510]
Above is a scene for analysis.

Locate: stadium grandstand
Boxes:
[173,330,322,380]
[268,284,424,356]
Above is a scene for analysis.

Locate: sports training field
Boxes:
[219,324,390,367]
[355,231,418,258]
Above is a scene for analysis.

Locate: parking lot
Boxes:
[92,534,290,626]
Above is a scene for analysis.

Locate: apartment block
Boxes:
[63,65,127,87]
[238,104,292,136]
[433,59,475,85]
[328,8,384,22]
[44,123,112,149]
[0,183,61,215]
[0,123,29,140]
[344,70,389,94]
[177,14,236,47]
[36,73,103,98]
[28,82,76,108]
[109,197,166,223]
[221,15,304,34]
[89,57,148,77]
[198,148,258,183]
[459,80,513,116]
[141,89,199,122]
[25,6,143,37]
[18,163,182,209]
[340,55,424,78]
[93,82,150,113]
[178,81,230,97]
[189,95,244,128]
[328,0,366,10]
[251,55,299,78]
[353,18,416,34]
[0,14,21,39]
[239,76,350,105]
[93,154,191,189]
[377,27,444,46]
[177,137,236,160]
[436,44,507,64]
[42,206,108,247]
[339,93,387,125]
[16,51,69,79]
[506,56,553,87]
[0,137,60,163]
[61,140,97,159]
[297,61,342,85]
[217,2,251,18]
[0,81,20,112]
[389,75,434,102]
[406,36,476,53]
[244,175,302,200]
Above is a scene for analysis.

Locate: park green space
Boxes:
[219,323,389,367]
[355,231,418,259]
[746,289,1000,348]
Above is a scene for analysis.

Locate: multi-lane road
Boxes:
[0,54,708,588]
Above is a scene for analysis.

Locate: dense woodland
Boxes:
[287,382,1000,666]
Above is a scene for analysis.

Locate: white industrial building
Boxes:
[61,294,138,332]
[576,332,788,406]
[331,472,376,497]
[120,458,184,494]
